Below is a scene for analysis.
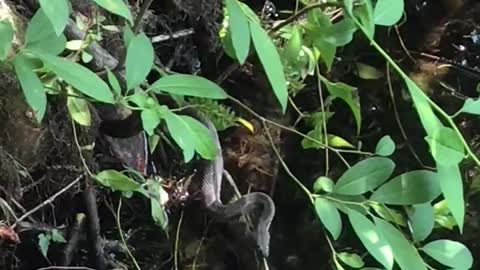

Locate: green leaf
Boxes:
[28,50,114,103]
[313,176,334,193]
[375,135,395,156]
[250,21,288,113]
[408,203,434,242]
[355,62,384,80]
[225,0,250,64]
[141,108,161,136]
[50,229,66,243]
[107,69,122,96]
[314,198,342,240]
[149,74,227,99]
[25,9,66,55]
[0,20,14,60]
[67,87,91,126]
[323,18,358,47]
[370,203,406,226]
[283,25,303,64]
[162,111,195,162]
[90,0,133,24]
[38,233,51,257]
[405,77,442,135]
[146,179,169,230]
[459,98,480,115]
[179,115,217,160]
[374,217,427,270]
[314,39,336,71]
[370,170,441,205]
[437,164,465,232]
[337,252,365,268]
[39,0,70,36]
[354,0,375,39]
[421,240,473,269]
[334,157,395,195]
[95,169,142,192]
[126,32,154,90]
[373,0,404,26]
[426,127,465,166]
[13,54,47,122]
[322,79,361,134]
[347,209,394,270]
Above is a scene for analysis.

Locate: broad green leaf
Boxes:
[25,9,66,55]
[322,79,361,134]
[314,39,336,71]
[375,135,395,156]
[237,1,261,23]
[459,98,480,115]
[0,20,14,60]
[313,176,334,193]
[408,203,434,242]
[39,0,70,36]
[162,111,196,162]
[334,157,395,195]
[149,74,227,99]
[405,77,442,135]
[283,25,303,64]
[38,233,50,257]
[347,209,393,270]
[28,50,114,103]
[314,198,342,240]
[370,203,406,226]
[437,164,464,232]
[95,169,142,192]
[13,54,47,122]
[250,21,288,113]
[50,229,66,243]
[337,252,365,268]
[343,0,354,16]
[421,240,473,269]
[323,18,357,47]
[354,0,375,39]
[141,108,161,136]
[91,0,133,24]
[374,217,427,270]
[373,0,404,26]
[179,115,217,160]
[67,87,91,126]
[123,26,134,48]
[225,0,250,64]
[126,33,154,89]
[107,69,122,96]
[426,127,465,166]
[370,170,441,205]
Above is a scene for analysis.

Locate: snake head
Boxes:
[249,229,270,257]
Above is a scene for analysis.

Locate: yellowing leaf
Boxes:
[236,117,254,133]
[67,86,91,126]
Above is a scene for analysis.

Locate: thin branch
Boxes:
[133,0,154,34]
[12,174,84,229]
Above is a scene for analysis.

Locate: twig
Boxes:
[174,210,185,270]
[133,0,154,34]
[151,28,194,43]
[35,267,96,270]
[12,175,84,229]
[316,63,330,176]
[115,198,141,270]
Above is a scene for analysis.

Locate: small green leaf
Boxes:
[162,111,196,162]
[38,233,51,257]
[373,0,404,26]
[322,79,361,134]
[355,62,384,80]
[313,176,334,193]
[328,134,355,148]
[314,198,342,240]
[90,0,133,24]
[421,240,473,269]
[141,108,161,136]
[459,98,480,115]
[314,39,336,71]
[370,203,406,226]
[437,164,465,232]
[250,21,288,113]
[0,20,14,60]
[225,0,250,64]
[50,229,67,243]
[179,115,217,160]
[374,217,427,270]
[29,50,114,103]
[408,203,434,242]
[39,0,70,36]
[13,54,47,122]
[334,157,395,195]
[354,0,375,39]
[370,170,441,205]
[107,69,122,96]
[426,127,465,166]
[283,25,303,64]
[375,135,395,156]
[337,252,365,268]
[126,32,154,90]
[67,87,91,126]
[81,51,93,63]
[149,74,227,99]
[146,179,169,230]
[95,170,142,192]
[347,209,394,270]
[323,18,357,47]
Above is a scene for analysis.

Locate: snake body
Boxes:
[198,117,275,257]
